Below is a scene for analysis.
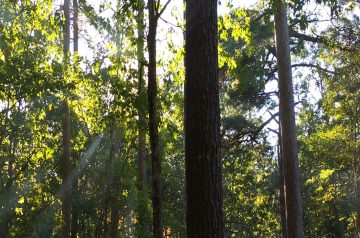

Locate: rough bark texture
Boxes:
[136,0,148,235]
[147,0,162,237]
[185,0,223,237]
[70,1,78,237]
[274,1,304,237]
[61,0,71,238]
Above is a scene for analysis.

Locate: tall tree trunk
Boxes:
[185,0,223,237]
[63,0,70,57]
[110,126,121,238]
[61,100,71,238]
[147,0,162,237]
[61,1,71,238]
[277,125,287,238]
[0,213,11,238]
[136,0,148,235]
[70,180,78,238]
[101,134,115,238]
[353,118,360,238]
[274,0,304,237]
[73,0,79,55]
[0,102,12,238]
[70,1,79,237]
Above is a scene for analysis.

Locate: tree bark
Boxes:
[70,1,79,237]
[63,0,71,56]
[0,213,10,238]
[0,102,12,238]
[185,0,223,237]
[277,125,287,238]
[147,0,162,237]
[110,126,120,238]
[73,0,79,54]
[61,100,71,238]
[136,0,148,235]
[353,119,360,238]
[274,0,304,237]
[61,0,71,237]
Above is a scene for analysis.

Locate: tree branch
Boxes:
[156,0,171,19]
[290,29,354,52]
[159,16,183,29]
[292,63,335,74]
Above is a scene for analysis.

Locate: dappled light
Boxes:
[0,0,359,237]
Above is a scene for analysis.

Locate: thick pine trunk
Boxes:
[147,0,162,237]
[136,0,148,235]
[274,1,304,237]
[185,0,223,237]
[61,1,71,237]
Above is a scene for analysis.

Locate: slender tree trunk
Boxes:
[356,177,360,238]
[356,169,360,238]
[61,0,71,237]
[70,180,78,238]
[352,109,360,238]
[136,0,148,235]
[353,119,360,238]
[70,1,79,237]
[73,0,79,55]
[274,1,304,237]
[0,102,12,238]
[277,125,287,238]
[147,0,162,237]
[110,126,121,238]
[63,0,70,56]
[0,214,10,238]
[102,134,115,238]
[185,0,223,237]
[110,205,120,238]
[61,100,71,238]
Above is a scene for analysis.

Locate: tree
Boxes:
[185,0,223,237]
[70,1,79,238]
[61,0,71,237]
[274,0,304,237]
[147,0,172,237]
[147,0,161,236]
[1,0,360,237]
[135,0,149,235]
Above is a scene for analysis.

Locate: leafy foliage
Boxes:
[0,0,359,237]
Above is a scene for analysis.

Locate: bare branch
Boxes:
[156,0,172,19]
[159,16,183,29]
[292,63,335,74]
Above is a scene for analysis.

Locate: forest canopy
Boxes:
[0,0,359,237]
